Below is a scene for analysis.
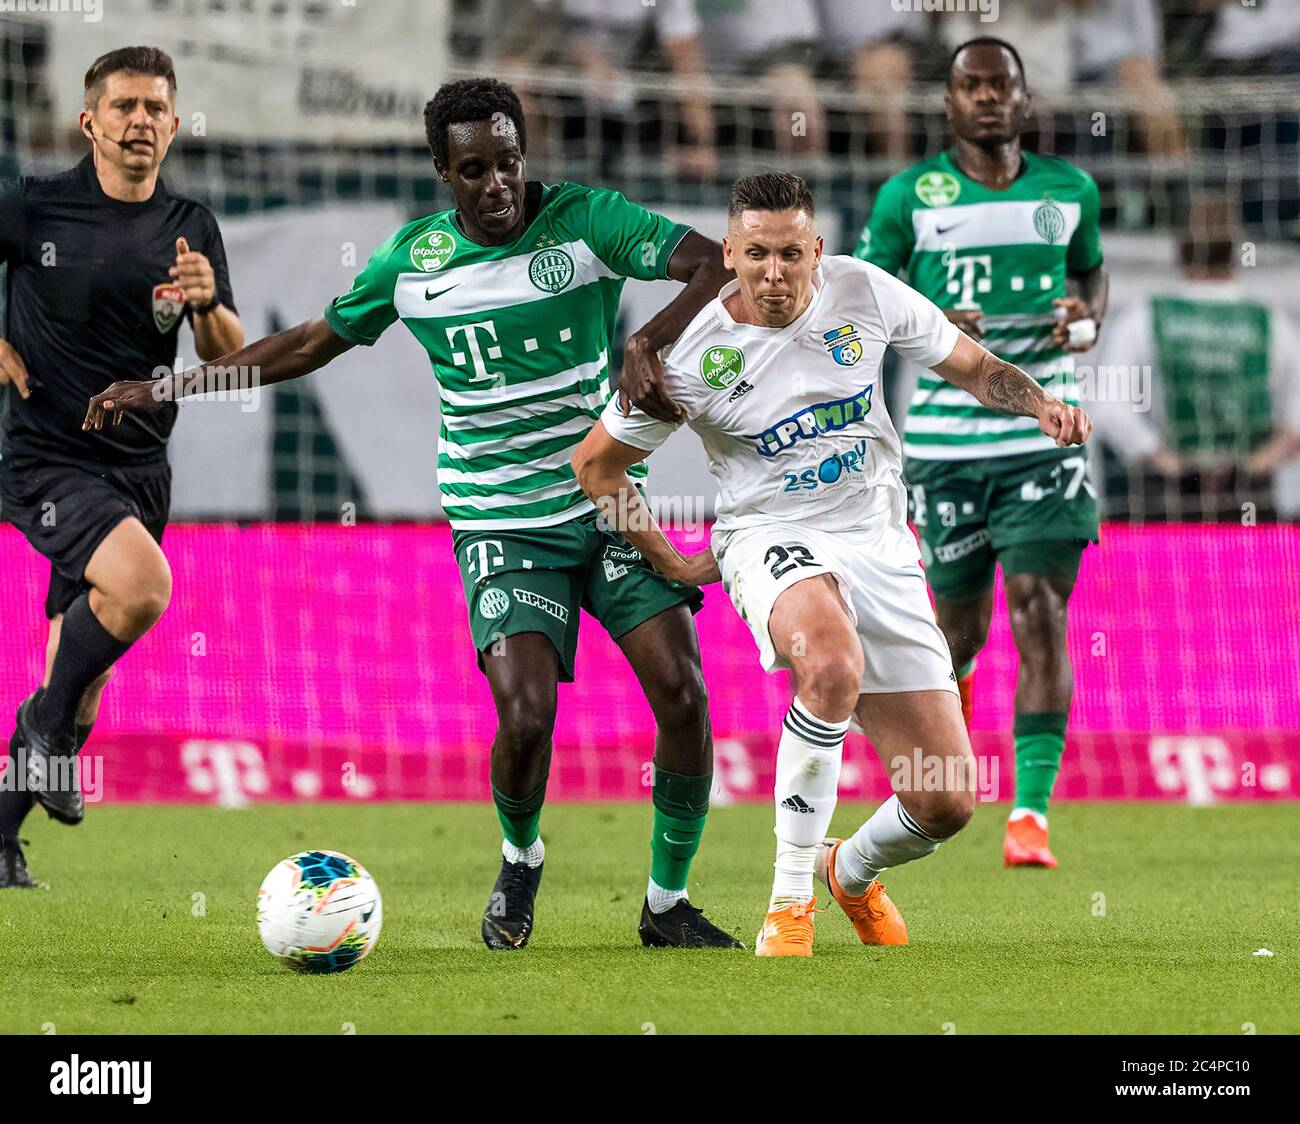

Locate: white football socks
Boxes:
[771,697,850,909]
[835,794,941,895]
[771,839,819,904]
[1009,807,1047,828]
[646,878,688,915]
[502,836,545,868]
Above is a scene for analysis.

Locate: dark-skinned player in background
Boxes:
[0,47,243,888]
[84,78,744,951]
[855,38,1108,868]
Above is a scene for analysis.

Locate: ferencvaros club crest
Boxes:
[152,283,186,333]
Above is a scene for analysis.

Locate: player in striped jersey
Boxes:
[855,38,1109,868]
[84,78,743,951]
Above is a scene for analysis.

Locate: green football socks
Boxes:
[1012,712,1068,818]
[493,777,547,850]
[649,767,711,893]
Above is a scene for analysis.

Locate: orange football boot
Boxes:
[957,668,975,728]
[755,898,816,958]
[816,840,909,945]
[1003,813,1058,868]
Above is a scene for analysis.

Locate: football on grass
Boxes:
[257,850,382,974]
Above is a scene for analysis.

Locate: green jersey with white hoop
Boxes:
[324,181,690,528]
[855,150,1103,461]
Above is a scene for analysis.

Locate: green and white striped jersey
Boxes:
[324,181,690,528]
[855,151,1103,460]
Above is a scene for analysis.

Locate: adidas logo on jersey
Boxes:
[727,379,753,402]
[780,795,815,814]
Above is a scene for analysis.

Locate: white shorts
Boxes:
[713,521,958,697]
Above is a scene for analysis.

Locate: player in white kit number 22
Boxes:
[573,173,1092,957]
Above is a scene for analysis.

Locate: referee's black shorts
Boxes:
[0,454,170,619]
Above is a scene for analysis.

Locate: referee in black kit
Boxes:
[0,47,242,887]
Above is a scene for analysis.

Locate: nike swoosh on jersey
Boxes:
[425,284,459,300]
[935,223,963,234]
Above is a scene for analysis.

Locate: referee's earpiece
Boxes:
[83,120,94,141]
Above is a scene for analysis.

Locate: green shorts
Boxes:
[452,511,703,682]
[905,449,1100,602]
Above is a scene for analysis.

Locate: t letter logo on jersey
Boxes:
[446,322,503,384]
[151,283,185,334]
[942,252,993,308]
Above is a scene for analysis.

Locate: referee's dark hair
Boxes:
[728,171,815,219]
[84,46,177,109]
[424,78,527,170]
[948,36,1029,93]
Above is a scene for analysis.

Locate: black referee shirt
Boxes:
[0,154,236,467]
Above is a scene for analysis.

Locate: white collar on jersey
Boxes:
[713,262,827,340]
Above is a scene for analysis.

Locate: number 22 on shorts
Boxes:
[765,544,817,579]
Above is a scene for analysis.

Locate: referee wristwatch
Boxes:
[193,295,223,316]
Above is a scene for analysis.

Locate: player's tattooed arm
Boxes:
[572,422,720,586]
[620,231,733,424]
[932,331,1093,448]
[84,318,354,429]
[980,352,1046,417]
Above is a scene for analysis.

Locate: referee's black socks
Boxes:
[0,768,33,845]
[35,594,130,742]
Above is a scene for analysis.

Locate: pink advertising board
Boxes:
[1,523,1296,806]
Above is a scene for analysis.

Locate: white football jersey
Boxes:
[601,254,959,537]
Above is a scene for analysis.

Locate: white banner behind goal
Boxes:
[168,207,1300,519]
[35,0,446,144]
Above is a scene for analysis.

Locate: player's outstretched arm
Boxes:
[931,330,1093,447]
[572,421,720,586]
[619,231,732,424]
[83,317,354,430]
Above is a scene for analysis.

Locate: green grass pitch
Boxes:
[1,801,1293,1034]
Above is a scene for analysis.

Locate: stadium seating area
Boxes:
[4,1,1297,522]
